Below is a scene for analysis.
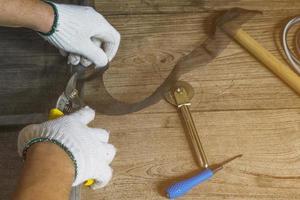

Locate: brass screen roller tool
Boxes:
[165,81,209,168]
[164,81,243,199]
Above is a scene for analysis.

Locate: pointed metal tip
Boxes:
[222,154,243,166]
[211,154,243,173]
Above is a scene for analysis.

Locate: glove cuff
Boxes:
[18,120,105,187]
[18,107,116,188]
[39,1,59,36]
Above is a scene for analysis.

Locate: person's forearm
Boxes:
[13,142,75,200]
[0,0,54,32]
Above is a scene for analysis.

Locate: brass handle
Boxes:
[179,105,209,168]
[164,81,209,168]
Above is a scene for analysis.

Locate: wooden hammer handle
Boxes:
[230,28,300,94]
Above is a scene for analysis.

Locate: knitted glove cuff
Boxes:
[39,1,59,36]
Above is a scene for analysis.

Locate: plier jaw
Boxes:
[55,73,85,114]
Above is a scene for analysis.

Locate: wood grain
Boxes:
[85,10,300,112]
[1,0,300,200]
[82,108,300,200]
[96,0,300,15]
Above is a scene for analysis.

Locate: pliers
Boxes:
[49,72,85,119]
[48,72,96,187]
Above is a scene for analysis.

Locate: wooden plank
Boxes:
[82,108,300,199]
[2,1,300,200]
[96,0,300,15]
[3,109,300,200]
[0,27,69,125]
[82,1,300,200]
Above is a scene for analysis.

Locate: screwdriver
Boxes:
[166,154,242,199]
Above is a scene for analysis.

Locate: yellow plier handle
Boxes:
[49,108,64,119]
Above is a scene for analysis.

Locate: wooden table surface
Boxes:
[2,1,300,200]
[81,0,300,200]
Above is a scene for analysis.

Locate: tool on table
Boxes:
[217,12,300,95]
[164,81,242,199]
[165,81,209,168]
[166,154,242,199]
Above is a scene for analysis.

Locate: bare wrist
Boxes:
[26,142,75,176]
[13,142,74,200]
[30,1,55,33]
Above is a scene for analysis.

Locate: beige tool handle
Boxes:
[179,105,209,168]
[229,28,300,94]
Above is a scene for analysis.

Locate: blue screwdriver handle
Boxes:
[166,168,214,199]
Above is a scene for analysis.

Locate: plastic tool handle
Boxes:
[166,169,214,199]
[49,108,64,119]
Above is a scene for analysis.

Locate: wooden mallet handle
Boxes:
[227,28,300,94]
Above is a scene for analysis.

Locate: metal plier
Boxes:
[49,72,85,119]
[48,72,96,187]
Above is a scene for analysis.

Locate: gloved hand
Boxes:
[41,2,120,68]
[18,106,116,189]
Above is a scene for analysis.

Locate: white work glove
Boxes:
[18,107,116,189]
[41,2,120,67]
